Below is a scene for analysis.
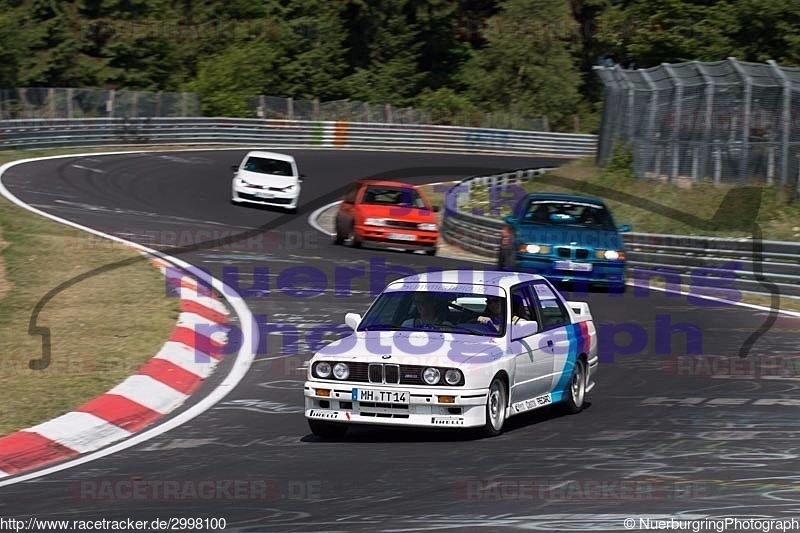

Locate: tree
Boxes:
[463,0,583,129]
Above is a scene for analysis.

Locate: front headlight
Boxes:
[444,369,463,385]
[417,223,438,231]
[315,361,332,378]
[596,249,625,260]
[333,362,350,380]
[423,367,441,385]
[518,244,552,254]
[364,217,387,226]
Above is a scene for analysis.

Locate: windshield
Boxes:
[361,186,427,208]
[358,291,506,337]
[243,156,294,176]
[522,200,616,231]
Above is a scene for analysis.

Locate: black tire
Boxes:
[350,225,362,248]
[425,247,437,256]
[308,419,348,439]
[481,377,508,438]
[333,228,345,245]
[561,359,587,414]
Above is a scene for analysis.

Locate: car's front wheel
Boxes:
[561,359,587,414]
[308,420,348,439]
[481,377,507,438]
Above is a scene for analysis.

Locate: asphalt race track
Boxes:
[2,149,800,532]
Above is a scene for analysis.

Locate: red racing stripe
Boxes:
[76,394,162,433]
[180,298,228,324]
[0,432,78,474]
[168,326,225,359]
[136,358,202,394]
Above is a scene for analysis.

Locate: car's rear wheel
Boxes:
[481,377,507,437]
[561,359,586,414]
[308,420,348,439]
[425,247,436,256]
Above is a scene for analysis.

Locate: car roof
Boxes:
[243,151,296,163]
[388,270,546,290]
[524,192,606,205]
[356,179,418,188]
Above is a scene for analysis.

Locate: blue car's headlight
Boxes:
[519,244,551,254]
[596,249,625,260]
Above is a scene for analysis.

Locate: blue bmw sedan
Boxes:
[497,193,630,292]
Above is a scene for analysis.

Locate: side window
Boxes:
[510,285,535,322]
[531,283,570,329]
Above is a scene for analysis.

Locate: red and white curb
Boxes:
[0,258,231,478]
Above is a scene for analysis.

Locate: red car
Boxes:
[333,179,440,255]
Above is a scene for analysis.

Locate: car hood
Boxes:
[356,204,437,224]
[238,169,298,188]
[514,223,623,250]
[314,331,505,367]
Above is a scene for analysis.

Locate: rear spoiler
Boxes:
[567,301,593,322]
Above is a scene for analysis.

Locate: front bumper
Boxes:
[304,381,488,428]
[515,255,625,287]
[232,182,299,208]
[355,225,438,250]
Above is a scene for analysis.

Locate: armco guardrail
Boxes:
[0,117,596,156]
[442,169,800,299]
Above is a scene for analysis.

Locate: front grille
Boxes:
[575,248,590,259]
[384,364,399,384]
[557,247,571,258]
[317,362,463,386]
[385,220,419,229]
[368,364,383,383]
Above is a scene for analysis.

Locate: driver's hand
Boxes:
[477,316,491,324]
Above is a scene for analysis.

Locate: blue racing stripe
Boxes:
[551,323,581,400]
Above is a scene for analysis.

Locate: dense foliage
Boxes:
[1,0,797,131]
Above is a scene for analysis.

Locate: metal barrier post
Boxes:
[663,63,683,184]
[729,58,752,183]
[768,59,791,187]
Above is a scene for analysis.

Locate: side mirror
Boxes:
[345,312,362,330]
[230,164,239,171]
[511,320,539,340]
[504,215,519,225]
[618,224,631,232]
[299,174,306,182]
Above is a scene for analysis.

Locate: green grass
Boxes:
[0,149,182,435]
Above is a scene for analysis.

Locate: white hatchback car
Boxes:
[231,151,303,212]
[304,270,599,439]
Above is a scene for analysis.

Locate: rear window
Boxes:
[243,157,294,176]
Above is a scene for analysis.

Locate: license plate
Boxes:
[387,233,416,241]
[256,192,274,199]
[352,388,409,404]
[554,261,592,272]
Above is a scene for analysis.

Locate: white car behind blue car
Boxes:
[304,270,599,439]
[231,150,302,212]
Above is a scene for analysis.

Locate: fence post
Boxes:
[695,62,715,183]
[663,63,683,184]
[287,97,294,120]
[768,59,791,187]
[385,103,392,123]
[48,88,56,118]
[640,70,659,179]
[313,98,320,120]
[181,92,188,117]
[107,89,115,118]
[729,58,752,183]
[66,88,74,119]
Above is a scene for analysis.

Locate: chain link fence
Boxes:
[0,88,201,119]
[595,58,800,191]
[250,95,550,131]
[0,87,552,131]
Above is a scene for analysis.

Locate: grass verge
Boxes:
[0,149,181,436]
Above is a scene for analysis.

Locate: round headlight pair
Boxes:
[315,362,349,380]
[422,367,462,385]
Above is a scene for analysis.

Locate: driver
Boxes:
[402,293,452,328]
[477,295,504,330]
